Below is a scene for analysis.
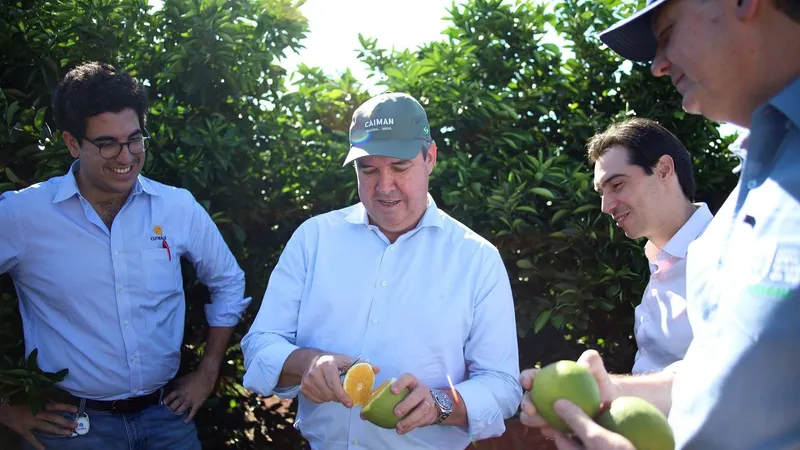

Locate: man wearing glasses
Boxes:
[0,62,249,449]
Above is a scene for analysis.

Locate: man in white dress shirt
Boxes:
[587,118,713,374]
[241,92,522,449]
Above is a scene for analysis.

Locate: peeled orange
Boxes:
[343,362,375,407]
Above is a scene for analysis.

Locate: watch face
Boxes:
[434,390,453,411]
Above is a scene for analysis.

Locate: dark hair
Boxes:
[52,62,148,141]
[776,0,800,22]
[586,118,696,201]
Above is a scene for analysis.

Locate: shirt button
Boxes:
[131,355,136,361]
[353,440,359,445]
[119,285,124,291]
[124,321,130,327]
[747,180,757,189]
[381,281,387,287]
[372,319,378,324]
[390,246,396,251]
[114,251,120,256]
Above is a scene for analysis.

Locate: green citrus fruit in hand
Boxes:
[596,396,675,450]
[530,360,602,432]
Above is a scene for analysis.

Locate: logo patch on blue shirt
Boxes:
[747,242,800,298]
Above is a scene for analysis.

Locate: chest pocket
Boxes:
[141,248,181,295]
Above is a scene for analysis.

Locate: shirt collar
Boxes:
[52,160,159,204]
[645,202,713,262]
[729,129,750,175]
[768,76,800,130]
[344,193,444,231]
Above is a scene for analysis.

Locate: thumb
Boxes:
[23,431,45,450]
[554,399,602,438]
[577,350,614,402]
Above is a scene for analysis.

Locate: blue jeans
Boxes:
[24,403,201,450]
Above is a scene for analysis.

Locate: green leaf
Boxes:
[531,187,555,199]
[534,309,552,333]
[516,205,538,214]
[572,204,598,214]
[550,209,569,224]
[4,168,21,184]
[6,101,19,127]
[26,349,39,372]
[516,259,535,269]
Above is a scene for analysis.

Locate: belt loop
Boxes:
[78,398,86,416]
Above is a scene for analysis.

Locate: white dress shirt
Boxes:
[0,162,249,400]
[241,195,522,449]
[631,203,713,374]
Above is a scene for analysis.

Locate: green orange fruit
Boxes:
[596,396,675,450]
[361,378,411,429]
[530,360,602,432]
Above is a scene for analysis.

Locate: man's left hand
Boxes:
[374,373,440,435]
[163,367,218,424]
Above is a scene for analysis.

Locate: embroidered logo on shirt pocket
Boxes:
[141,248,181,295]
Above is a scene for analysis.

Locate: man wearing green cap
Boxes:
[241,92,522,449]
[518,0,800,449]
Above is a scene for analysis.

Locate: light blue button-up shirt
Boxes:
[669,77,800,449]
[241,195,522,449]
[0,162,249,401]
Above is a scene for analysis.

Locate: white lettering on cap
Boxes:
[364,118,394,128]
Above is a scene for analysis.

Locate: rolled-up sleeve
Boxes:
[0,192,23,275]
[241,221,313,398]
[186,195,249,327]
[456,248,522,440]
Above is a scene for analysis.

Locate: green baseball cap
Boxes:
[343,92,432,166]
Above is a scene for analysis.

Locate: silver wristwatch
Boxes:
[430,389,452,425]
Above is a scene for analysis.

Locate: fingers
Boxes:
[175,399,191,415]
[185,403,198,424]
[45,402,78,413]
[519,368,549,429]
[554,399,608,444]
[162,390,179,406]
[392,377,433,435]
[548,429,584,450]
[166,394,185,413]
[334,355,357,373]
[392,379,426,420]
[35,411,78,431]
[323,364,352,408]
[392,373,419,394]
[22,431,44,450]
[554,399,636,450]
[576,350,615,403]
[300,381,325,404]
[519,368,539,390]
[396,397,436,435]
[577,350,607,382]
[519,393,549,428]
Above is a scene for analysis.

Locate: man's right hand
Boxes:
[519,349,619,430]
[0,402,78,450]
[300,354,379,408]
[542,400,635,450]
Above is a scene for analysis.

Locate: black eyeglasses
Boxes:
[82,130,151,160]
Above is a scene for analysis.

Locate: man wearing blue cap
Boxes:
[518,0,800,449]
[241,92,522,449]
